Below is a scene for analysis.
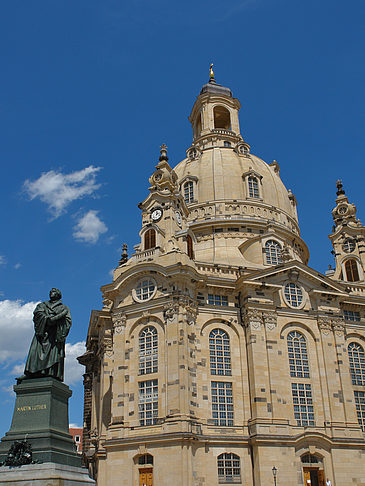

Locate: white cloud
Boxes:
[0,256,6,265]
[23,166,102,218]
[65,341,86,385]
[69,423,82,429]
[0,300,38,363]
[14,263,21,270]
[73,210,108,244]
[10,363,25,375]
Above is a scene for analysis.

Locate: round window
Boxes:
[343,239,356,253]
[283,282,304,308]
[133,278,157,302]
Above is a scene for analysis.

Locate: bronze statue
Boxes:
[18,288,71,382]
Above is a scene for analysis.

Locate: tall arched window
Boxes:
[248,176,259,198]
[348,342,365,386]
[287,331,310,378]
[139,326,158,375]
[186,235,194,259]
[265,240,282,265]
[184,181,194,203]
[144,229,156,250]
[213,106,231,130]
[209,329,231,376]
[345,259,360,282]
[217,453,240,484]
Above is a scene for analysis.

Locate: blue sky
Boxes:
[0,0,364,437]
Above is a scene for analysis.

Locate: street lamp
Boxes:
[272,466,278,486]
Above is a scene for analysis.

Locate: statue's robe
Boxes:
[24,300,71,381]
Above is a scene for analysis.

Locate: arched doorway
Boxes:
[301,454,325,486]
[138,454,153,486]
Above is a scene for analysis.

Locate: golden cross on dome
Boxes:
[209,63,215,80]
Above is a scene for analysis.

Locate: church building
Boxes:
[79,70,365,486]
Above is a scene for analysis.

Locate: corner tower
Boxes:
[328,180,365,285]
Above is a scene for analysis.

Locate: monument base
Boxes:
[0,378,81,467]
[0,462,95,485]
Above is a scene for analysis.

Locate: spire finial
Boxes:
[209,63,215,82]
[159,144,168,162]
[336,179,345,196]
[118,243,128,265]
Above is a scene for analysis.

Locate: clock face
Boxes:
[151,209,162,222]
[338,205,347,215]
[175,210,182,227]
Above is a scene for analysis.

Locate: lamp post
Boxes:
[272,466,278,486]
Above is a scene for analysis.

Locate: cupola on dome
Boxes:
[173,70,309,267]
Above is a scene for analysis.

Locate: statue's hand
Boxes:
[49,309,67,322]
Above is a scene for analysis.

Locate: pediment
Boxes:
[242,168,263,181]
[241,260,348,296]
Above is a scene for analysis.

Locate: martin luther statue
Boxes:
[19,288,71,382]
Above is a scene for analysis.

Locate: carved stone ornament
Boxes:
[90,428,99,448]
[163,302,179,323]
[112,313,126,334]
[332,318,345,336]
[182,298,198,325]
[318,316,345,336]
[318,317,332,335]
[102,329,113,358]
[102,297,113,310]
[244,308,263,330]
[263,311,277,331]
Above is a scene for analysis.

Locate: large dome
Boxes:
[174,147,298,227]
[172,77,309,267]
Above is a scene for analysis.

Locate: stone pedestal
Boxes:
[0,378,81,467]
[0,462,95,485]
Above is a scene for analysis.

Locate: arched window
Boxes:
[248,176,259,198]
[144,229,156,250]
[287,331,310,378]
[301,454,320,464]
[139,326,158,375]
[138,454,153,465]
[184,181,194,203]
[345,259,360,282]
[348,342,365,386]
[195,114,202,138]
[187,235,194,259]
[209,329,231,376]
[217,453,240,484]
[213,106,231,130]
[265,240,282,265]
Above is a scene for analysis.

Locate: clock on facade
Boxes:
[151,209,162,222]
[338,205,348,215]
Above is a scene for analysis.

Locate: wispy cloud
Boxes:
[0,299,38,363]
[65,341,86,385]
[23,166,102,218]
[73,210,108,244]
[0,256,6,266]
[14,263,21,270]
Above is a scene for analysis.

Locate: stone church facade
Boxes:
[79,73,365,486]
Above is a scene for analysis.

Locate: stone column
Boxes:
[244,307,273,423]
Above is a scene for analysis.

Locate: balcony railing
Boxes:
[210,128,236,136]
